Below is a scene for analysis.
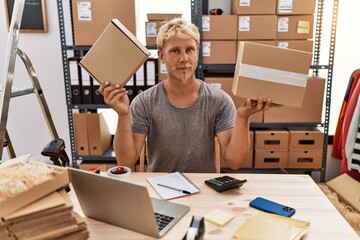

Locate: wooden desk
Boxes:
[68,173,359,240]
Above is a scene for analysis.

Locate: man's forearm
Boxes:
[113,113,137,166]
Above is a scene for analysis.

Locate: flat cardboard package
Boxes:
[264,76,325,123]
[232,0,276,14]
[72,0,135,46]
[327,174,360,213]
[232,42,312,107]
[202,15,237,40]
[237,15,277,40]
[205,77,263,123]
[0,161,69,218]
[79,19,150,86]
[277,0,316,15]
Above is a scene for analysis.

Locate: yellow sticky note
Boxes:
[204,209,234,227]
[297,21,310,34]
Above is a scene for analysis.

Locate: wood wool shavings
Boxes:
[0,160,62,203]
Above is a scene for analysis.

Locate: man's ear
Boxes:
[157,49,164,62]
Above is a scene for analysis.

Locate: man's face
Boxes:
[159,36,199,84]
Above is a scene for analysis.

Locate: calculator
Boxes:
[205,176,247,192]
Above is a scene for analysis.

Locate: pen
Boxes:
[158,183,191,194]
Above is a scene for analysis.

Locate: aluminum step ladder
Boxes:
[0,0,69,166]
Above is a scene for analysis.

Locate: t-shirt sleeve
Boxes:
[215,93,236,133]
[130,95,149,135]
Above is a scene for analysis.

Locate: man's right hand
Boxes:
[98,82,130,116]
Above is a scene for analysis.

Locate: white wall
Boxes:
[0,0,359,169]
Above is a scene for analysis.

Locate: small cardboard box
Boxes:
[202,40,237,64]
[205,77,263,123]
[277,15,314,40]
[276,40,314,53]
[79,19,150,86]
[232,42,312,107]
[87,113,112,156]
[254,150,288,168]
[202,15,237,40]
[277,0,316,15]
[288,129,324,150]
[288,150,322,169]
[221,151,254,169]
[263,76,325,123]
[145,20,163,46]
[0,162,69,218]
[72,0,136,46]
[232,0,276,14]
[237,15,277,40]
[254,130,289,150]
[327,174,360,213]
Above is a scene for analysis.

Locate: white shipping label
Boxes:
[278,17,289,32]
[277,42,289,48]
[278,0,293,13]
[239,16,250,32]
[146,23,157,37]
[160,62,167,74]
[202,42,211,57]
[77,2,92,21]
[240,0,250,7]
[202,16,210,32]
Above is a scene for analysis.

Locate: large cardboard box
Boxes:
[232,0,276,14]
[232,42,312,107]
[0,160,69,218]
[263,76,325,123]
[79,19,150,86]
[87,113,112,155]
[288,150,322,169]
[327,174,360,213]
[276,40,313,53]
[254,150,288,168]
[277,0,316,15]
[73,112,89,156]
[202,15,237,40]
[205,77,263,123]
[288,129,324,150]
[254,130,289,150]
[237,15,277,40]
[202,40,237,64]
[277,15,314,40]
[72,0,136,46]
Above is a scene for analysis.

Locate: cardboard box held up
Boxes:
[232,42,312,107]
[79,19,150,86]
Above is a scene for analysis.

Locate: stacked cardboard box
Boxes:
[74,112,112,156]
[254,129,289,168]
[287,129,324,169]
[0,159,89,239]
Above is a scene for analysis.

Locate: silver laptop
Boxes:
[68,168,190,238]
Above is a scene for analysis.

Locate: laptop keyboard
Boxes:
[154,212,174,231]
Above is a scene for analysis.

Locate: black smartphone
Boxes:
[249,197,296,217]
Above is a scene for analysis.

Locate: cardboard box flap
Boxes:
[326,174,360,213]
[79,19,150,86]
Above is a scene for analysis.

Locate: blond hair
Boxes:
[156,18,200,50]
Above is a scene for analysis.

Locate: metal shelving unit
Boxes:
[58,0,338,180]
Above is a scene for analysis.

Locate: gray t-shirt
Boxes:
[130,80,236,172]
